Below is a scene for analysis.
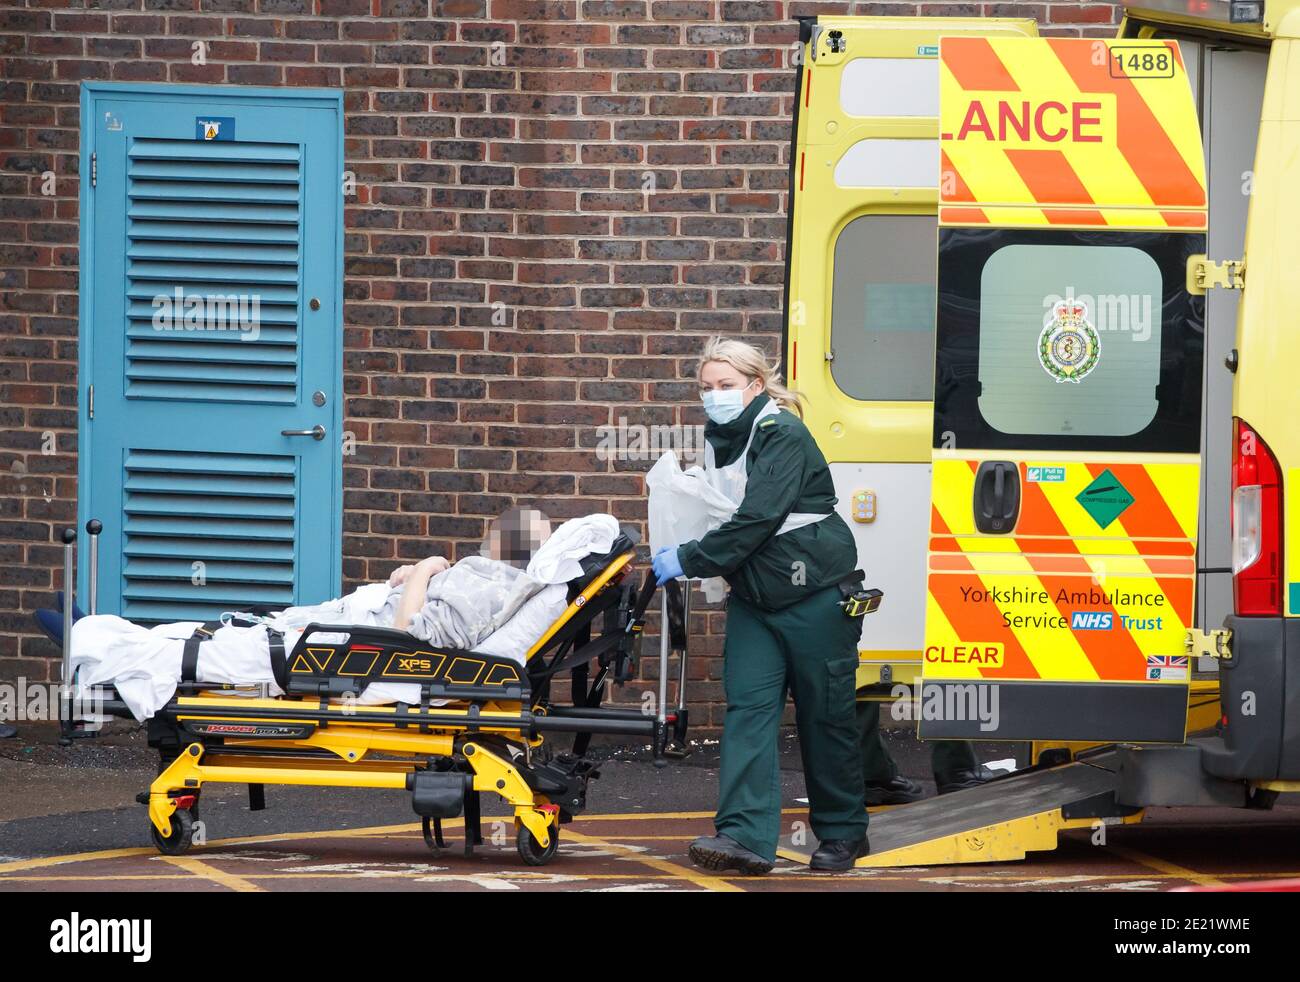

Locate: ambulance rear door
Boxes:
[921,37,1207,743]
[784,15,1037,692]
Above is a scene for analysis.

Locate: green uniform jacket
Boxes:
[677,392,859,611]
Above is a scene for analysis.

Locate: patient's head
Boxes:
[482,507,551,568]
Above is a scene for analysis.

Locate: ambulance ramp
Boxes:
[778,752,1140,868]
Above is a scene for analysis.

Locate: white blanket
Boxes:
[71,515,621,720]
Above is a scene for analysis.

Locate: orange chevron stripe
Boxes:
[1092,463,1188,540]
[1015,479,1150,679]
[938,207,989,224]
[928,571,1041,680]
[930,503,946,535]
[1004,148,1095,208]
[1033,573,1148,678]
[1160,210,1208,229]
[942,36,1021,93]
[1088,463,1197,621]
[1048,38,1205,209]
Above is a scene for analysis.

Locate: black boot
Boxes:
[809,835,870,871]
[688,834,774,876]
[936,764,1000,795]
[863,774,925,805]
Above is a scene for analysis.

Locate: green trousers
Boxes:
[856,700,978,786]
[715,585,868,862]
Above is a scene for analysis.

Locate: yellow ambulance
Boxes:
[782,0,1298,858]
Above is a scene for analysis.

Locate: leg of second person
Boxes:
[858,699,899,785]
[714,597,789,862]
[933,739,986,793]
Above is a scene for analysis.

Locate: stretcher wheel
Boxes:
[517,824,559,866]
[151,808,195,856]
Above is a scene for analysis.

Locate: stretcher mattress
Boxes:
[70,515,620,720]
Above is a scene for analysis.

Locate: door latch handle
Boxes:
[973,461,1021,534]
[281,425,326,441]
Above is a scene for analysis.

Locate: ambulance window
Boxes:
[932,228,1205,454]
[830,214,937,402]
[834,139,940,188]
[839,59,939,117]
[977,244,1163,437]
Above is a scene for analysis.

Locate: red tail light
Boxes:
[1231,418,1284,616]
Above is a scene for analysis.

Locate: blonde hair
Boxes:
[696,336,806,418]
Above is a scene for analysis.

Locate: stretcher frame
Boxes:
[59,522,689,866]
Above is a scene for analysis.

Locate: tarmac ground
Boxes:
[3,719,1298,892]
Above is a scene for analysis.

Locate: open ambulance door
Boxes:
[783,15,1038,692]
[921,37,1207,743]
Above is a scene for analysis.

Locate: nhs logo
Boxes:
[1071,611,1113,630]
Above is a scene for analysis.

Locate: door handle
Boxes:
[973,461,1021,534]
[281,425,326,441]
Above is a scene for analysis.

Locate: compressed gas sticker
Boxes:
[1039,298,1100,384]
[1076,468,1134,529]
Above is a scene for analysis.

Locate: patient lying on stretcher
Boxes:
[68,511,620,721]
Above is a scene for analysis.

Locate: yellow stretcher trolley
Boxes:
[58,527,686,866]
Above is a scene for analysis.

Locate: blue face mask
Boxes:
[702,383,753,424]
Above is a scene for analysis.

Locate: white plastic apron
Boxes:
[702,400,830,537]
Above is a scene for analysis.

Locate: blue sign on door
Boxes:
[195,115,236,141]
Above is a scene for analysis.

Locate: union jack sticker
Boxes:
[1145,654,1189,681]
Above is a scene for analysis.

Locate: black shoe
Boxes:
[809,836,870,871]
[936,765,999,795]
[863,774,925,805]
[0,723,17,739]
[687,834,774,876]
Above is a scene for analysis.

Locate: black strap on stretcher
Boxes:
[180,617,288,691]
[530,572,658,683]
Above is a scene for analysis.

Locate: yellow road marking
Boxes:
[3,870,1294,886]
[1107,846,1225,888]
[0,809,1273,893]
[0,821,424,874]
[159,856,264,892]
[559,827,744,892]
[0,813,719,874]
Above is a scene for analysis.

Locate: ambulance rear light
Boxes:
[1231,418,1283,616]
[1121,1,1263,26]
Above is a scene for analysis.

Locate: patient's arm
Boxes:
[392,556,450,631]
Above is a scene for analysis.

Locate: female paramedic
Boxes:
[651,337,869,874]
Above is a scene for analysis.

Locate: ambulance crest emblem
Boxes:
[1038,299,1100,384]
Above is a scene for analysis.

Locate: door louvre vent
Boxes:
[122,448,297,622]
[125,138,302,404]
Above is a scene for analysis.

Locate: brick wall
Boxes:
[0,0,1119,729]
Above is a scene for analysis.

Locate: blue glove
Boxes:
[652,546,684,585]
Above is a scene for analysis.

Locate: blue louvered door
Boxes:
[79,85,343,621]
